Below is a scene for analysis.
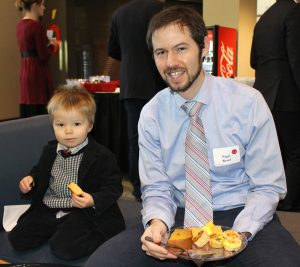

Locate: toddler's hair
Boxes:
[47,86,96,125]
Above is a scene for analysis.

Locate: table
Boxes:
[90,92,128,173]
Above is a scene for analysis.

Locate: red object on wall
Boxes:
[47,23,61,54]
[203,25,237,78]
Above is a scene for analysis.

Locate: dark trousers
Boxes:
[8,204,109,261]
[84,208,300,267]
[123,98,149,198]
[273,111,300,211]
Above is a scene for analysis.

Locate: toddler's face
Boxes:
[52,107,93,148]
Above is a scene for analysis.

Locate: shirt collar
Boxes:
[174,72,213,109]
[57,137,89,155]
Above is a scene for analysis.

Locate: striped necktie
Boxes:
[182,101,213,227]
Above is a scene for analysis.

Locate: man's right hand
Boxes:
[141,218,177,260]
[19,176,34,194]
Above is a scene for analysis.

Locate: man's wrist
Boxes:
[148,218,169,233]
[241,231,252,241]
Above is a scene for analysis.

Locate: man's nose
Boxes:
[166,51,178,67]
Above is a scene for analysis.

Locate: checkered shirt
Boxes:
[42,139,88,208]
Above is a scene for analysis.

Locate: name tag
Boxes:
[213,145,240,167]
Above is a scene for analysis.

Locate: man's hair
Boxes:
[146,5,207,53]
[47,86,96,125]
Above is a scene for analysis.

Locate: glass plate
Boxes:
[166,226,247,266]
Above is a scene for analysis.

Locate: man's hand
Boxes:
[71,192,94,208]
[19,176,34,194]
[141,218,177,260]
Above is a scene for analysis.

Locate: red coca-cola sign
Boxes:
[217,26,237,78]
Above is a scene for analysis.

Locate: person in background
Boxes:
[84,6,300,267]
[107,0,166,202]
[8,87,125,260]
[15,0,58,118]
[251,0,300,212]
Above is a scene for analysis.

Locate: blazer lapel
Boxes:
[77,139,99,184]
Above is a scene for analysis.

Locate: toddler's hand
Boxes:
[19,176,34,194]
[72,192,94,208]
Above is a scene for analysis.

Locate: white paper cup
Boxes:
[47,30,54,40]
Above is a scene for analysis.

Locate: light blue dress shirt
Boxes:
[138,73,286,238]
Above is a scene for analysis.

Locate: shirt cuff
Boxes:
[144,217,171,234]
[232,219,261,240]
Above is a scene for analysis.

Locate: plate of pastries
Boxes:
[166,222,247,262]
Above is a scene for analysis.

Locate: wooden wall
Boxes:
[0,1,21,120]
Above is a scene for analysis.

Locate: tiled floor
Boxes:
[121,179,300,245]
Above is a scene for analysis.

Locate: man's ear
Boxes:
[201,36,210,59]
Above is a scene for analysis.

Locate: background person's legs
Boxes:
[273,111,300,211]
[123,98,149,201]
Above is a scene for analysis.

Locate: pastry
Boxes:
[211,224,223,234]
[223,229,240,241]
[168,228,193,250]
[222,229,242,251]
[193,229,210,248]
[202,221,223,235]
[201,221,214,235]
[223,238,242,252]
[68,182,83,196]
[209,233,224,248]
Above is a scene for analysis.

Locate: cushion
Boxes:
[0,115,54,229]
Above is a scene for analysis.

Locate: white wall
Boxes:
[257,0,276,15]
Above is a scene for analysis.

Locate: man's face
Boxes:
[152,23,206,97]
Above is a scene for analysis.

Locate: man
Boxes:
[107,0,166,201]
[251,0,300,212]
[85,6,300,267]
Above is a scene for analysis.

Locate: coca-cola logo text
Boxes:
[219,41,234,78]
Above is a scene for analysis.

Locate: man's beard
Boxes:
[164,62,202,93]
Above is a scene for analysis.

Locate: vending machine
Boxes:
[202,25,237,78]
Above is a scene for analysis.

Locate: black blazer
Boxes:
[108,0,166,100]
[250,0,300,111]
[20,137,125,235]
